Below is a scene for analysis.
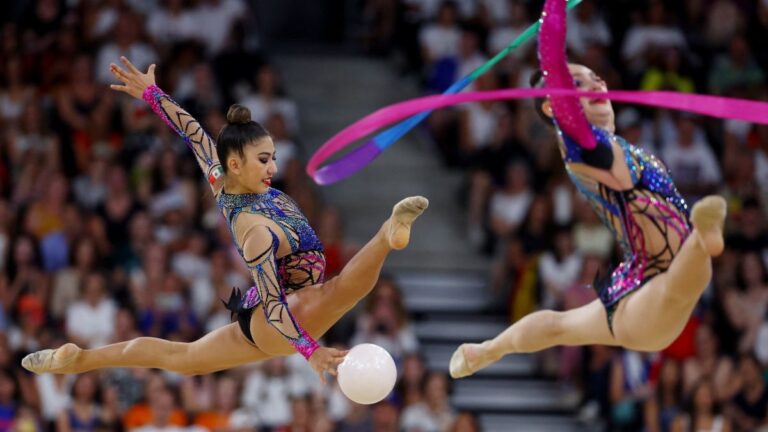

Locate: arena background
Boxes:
[1,0,767,431]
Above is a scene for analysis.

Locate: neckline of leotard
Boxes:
[216,188,275,209]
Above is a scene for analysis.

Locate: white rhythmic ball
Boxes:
[337,343,397,404]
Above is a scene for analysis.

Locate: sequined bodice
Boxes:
[217,188,326,293]
[565,131,691,284]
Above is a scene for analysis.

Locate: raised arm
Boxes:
[109,57,224,192]
[538,0,596,150]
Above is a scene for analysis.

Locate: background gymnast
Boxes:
[449,0,728,379]
[21,57,429,382]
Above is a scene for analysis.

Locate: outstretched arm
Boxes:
[109,57,224,192]
[538,0,596,150]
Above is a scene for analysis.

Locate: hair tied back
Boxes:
[226,104,252,125]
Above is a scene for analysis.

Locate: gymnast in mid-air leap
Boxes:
[450,0,727,378]
[22,57,428,381]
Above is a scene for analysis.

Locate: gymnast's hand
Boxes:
[109,56,156,100]
[309,346,348,384]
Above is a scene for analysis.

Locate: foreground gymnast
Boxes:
[449,0,726,378]
[22,57,428,380]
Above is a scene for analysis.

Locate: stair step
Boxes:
[478,414,588,432]
[385,253,490,273]
[415,319,508,342]
[395,271,487,291]
[402,292,489,313]
[452,379,577,413]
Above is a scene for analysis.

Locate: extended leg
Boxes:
[612,196,726,351]
[318,197,427,323]
[449,299,617,378]
[248,196,428,355]
[22,323,269,375]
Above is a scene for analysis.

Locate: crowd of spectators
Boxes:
[362,0,768,430]
[0,0,469,431]
[2,0,768,431]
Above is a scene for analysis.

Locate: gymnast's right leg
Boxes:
[244,196,429,356]
[449,299,617,378]
[22,323,270,375]
[611,195,726,351]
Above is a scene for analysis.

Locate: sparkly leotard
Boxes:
[143,85,323,359]
[539,0,691,331]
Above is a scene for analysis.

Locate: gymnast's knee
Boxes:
[533,310,566,340]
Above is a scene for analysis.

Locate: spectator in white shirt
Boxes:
[488,0,532,58]
[192,0,247,55]
[566,0,611,57]
[239,65,300,135]
[490,161,534,239]
[65,272,117,349]
[401,372,456,432]
[147,0,197,45]
[241,358,308,429]
[661,114,722,200]
[95,12,158,84]
[351,278,420,364]
[539,226,583,309]
[419,1,461,66]
[621,0,686,75]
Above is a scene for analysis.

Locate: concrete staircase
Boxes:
[277,54,586,432]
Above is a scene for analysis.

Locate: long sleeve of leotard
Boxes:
[239,222,319,360]
[142,85,224,190]
[538,0,596,151]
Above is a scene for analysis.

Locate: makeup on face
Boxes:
[257,151,276,187]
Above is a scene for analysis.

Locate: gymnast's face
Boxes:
[542,64,615,132]
[570,64,614,131]
[227,138,278,194]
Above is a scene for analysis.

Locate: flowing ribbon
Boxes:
[307,88,768,184]
[306,0,584,185]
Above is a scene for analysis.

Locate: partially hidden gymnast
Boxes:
[449,0,726,379]
[22,57,428,381]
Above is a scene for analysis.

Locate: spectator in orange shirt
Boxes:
[123,373,187,430]
[193,374,257,431]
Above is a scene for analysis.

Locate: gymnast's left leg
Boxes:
[298,195,428,335]
[22,323,271,375]
[611,195,726,351]
[246,196,429,355]
[449,299,618,378]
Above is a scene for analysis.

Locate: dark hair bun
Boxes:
[226,104,251,125]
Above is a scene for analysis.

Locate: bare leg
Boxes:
[249,196,429,355]
[449,299,617,378]
[22,323,270,375]
[612,196,726,351]
[327,196,428,310]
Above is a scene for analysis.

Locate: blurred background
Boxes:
[1,0,767,430]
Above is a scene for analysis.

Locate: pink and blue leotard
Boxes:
[539,0,691,330]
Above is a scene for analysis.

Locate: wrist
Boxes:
[141,84,163,105]
[302,341,320,360]
[294,328,320,360]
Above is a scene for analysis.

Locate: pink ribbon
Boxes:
[307,88,768,180]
